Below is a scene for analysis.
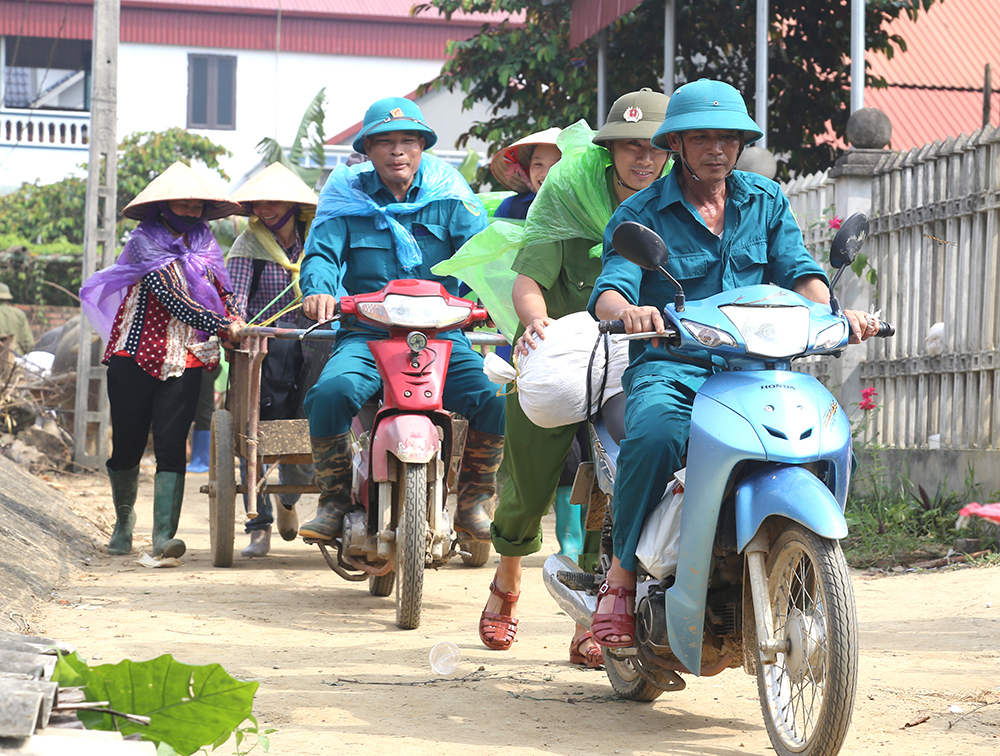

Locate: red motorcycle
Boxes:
[321,279,503,629]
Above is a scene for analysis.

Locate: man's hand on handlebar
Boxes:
[303,294,338,322]
[618,305,666,348]
[842,309,881,344]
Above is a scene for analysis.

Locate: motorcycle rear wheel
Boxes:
[756,524,858,756]
[604,649,666,702]
[369,572,394,596]
[395,462,428,629]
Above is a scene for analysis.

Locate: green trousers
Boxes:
[490,387,601,571]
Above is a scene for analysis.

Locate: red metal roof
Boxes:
[569,0,644,49]
[867,0,999,90]
[859,0,1000,150]
[0,0,519,57]
[865,85,1000,151]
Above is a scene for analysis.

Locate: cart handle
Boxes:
[238,324,510,346]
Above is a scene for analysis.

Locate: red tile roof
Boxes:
[866,86,1000,151]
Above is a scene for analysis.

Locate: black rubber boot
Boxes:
[106,463,140,555]
[152,471,186,558]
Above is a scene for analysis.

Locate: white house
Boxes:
[0,0,518,193]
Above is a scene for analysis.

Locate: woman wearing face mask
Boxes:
[226,162,320,557]
[490,128,562,220]
[479,90,671,667]
[80,162,246,559]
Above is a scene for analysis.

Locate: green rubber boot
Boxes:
[106,463,140,555]
[455,429,504,543]
[554,485,584,561]
[152,471,186,558]
[298,432,354,540]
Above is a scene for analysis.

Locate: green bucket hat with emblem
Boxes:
[353,97,438,154]
[592,88,670,145]
[652,79,763,151]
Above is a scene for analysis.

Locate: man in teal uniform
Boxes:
[298,97,504,543]
[587,79,879,648]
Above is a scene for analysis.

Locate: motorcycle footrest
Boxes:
[556,569,599,592]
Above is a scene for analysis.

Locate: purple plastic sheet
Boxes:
[80,216,232,342]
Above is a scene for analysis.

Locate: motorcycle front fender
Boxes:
[370,414,441,482]
[735,465,848,552]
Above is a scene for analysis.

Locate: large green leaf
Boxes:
[69,654,258,756]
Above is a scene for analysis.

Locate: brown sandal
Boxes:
[479,580,519,651]
[569,631,604,668]
[590,582,636,648]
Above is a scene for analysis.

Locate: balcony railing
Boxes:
[1,108,90,149]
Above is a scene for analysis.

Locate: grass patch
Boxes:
[843,456,999,569]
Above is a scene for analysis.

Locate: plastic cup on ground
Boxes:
[429,641,461,675]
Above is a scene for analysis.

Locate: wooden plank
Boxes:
[257,419,312,457]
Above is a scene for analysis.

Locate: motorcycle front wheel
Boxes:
[395,461,428,630]
[756,524,858,756]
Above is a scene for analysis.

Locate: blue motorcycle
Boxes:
[545,213,892,756]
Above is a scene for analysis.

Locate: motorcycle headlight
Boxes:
[719,305,810,358]
[681,320,737,348]
[814,320,848,351]
[357,294,471,329]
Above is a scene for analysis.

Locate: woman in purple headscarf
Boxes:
[80,162,246,559]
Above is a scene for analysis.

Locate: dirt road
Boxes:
[26,469,1000,755]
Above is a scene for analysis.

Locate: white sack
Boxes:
[513,311,629,428]
[635,469,686,579]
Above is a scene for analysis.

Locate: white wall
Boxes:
[117,43,446,187]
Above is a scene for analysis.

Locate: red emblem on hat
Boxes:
[623,106,643,123]
[389,108,405,118]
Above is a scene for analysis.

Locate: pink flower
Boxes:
[860,386,877,411]
[829,216,843,230]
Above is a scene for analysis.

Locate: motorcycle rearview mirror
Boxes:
[612,221,686,312]
[827,212,870,315]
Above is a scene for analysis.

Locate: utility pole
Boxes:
[74,0,119,468]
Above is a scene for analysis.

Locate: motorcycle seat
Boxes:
[600,391,627,446]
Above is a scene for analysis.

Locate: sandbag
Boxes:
[635,469,686,579]
[485,311,629,429]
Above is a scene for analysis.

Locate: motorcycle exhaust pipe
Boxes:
[542,554,598,628]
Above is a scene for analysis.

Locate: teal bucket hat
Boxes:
[652,79,763,151]
[353,97,438,154]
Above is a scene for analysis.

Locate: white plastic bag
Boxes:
[635,469,686,579]
[509,311,629,428]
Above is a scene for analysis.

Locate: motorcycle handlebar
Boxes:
[874,320,895,338]
[598,319,626,334]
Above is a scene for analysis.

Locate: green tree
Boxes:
[0,127,231,245]
[256,87,328,189]
[415,0,937,177]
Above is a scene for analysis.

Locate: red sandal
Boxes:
[590,582,636,648]
[569,631,604,668]
[479,580,519,651]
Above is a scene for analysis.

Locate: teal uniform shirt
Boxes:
[586,168,828,571]
[589,168,827,376]
[301,165,488,303]
[300,160,502,438]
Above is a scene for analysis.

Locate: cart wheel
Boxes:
[209,409,237,567]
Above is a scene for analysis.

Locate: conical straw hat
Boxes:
[123,161,240,221]
[490,127,562,193]
[228,162,319,216]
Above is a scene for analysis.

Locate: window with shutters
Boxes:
[187,54,236,130]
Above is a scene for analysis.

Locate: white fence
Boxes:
[0,108,89,148]
[783,125,1000,453]
[864,125,1000,451]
